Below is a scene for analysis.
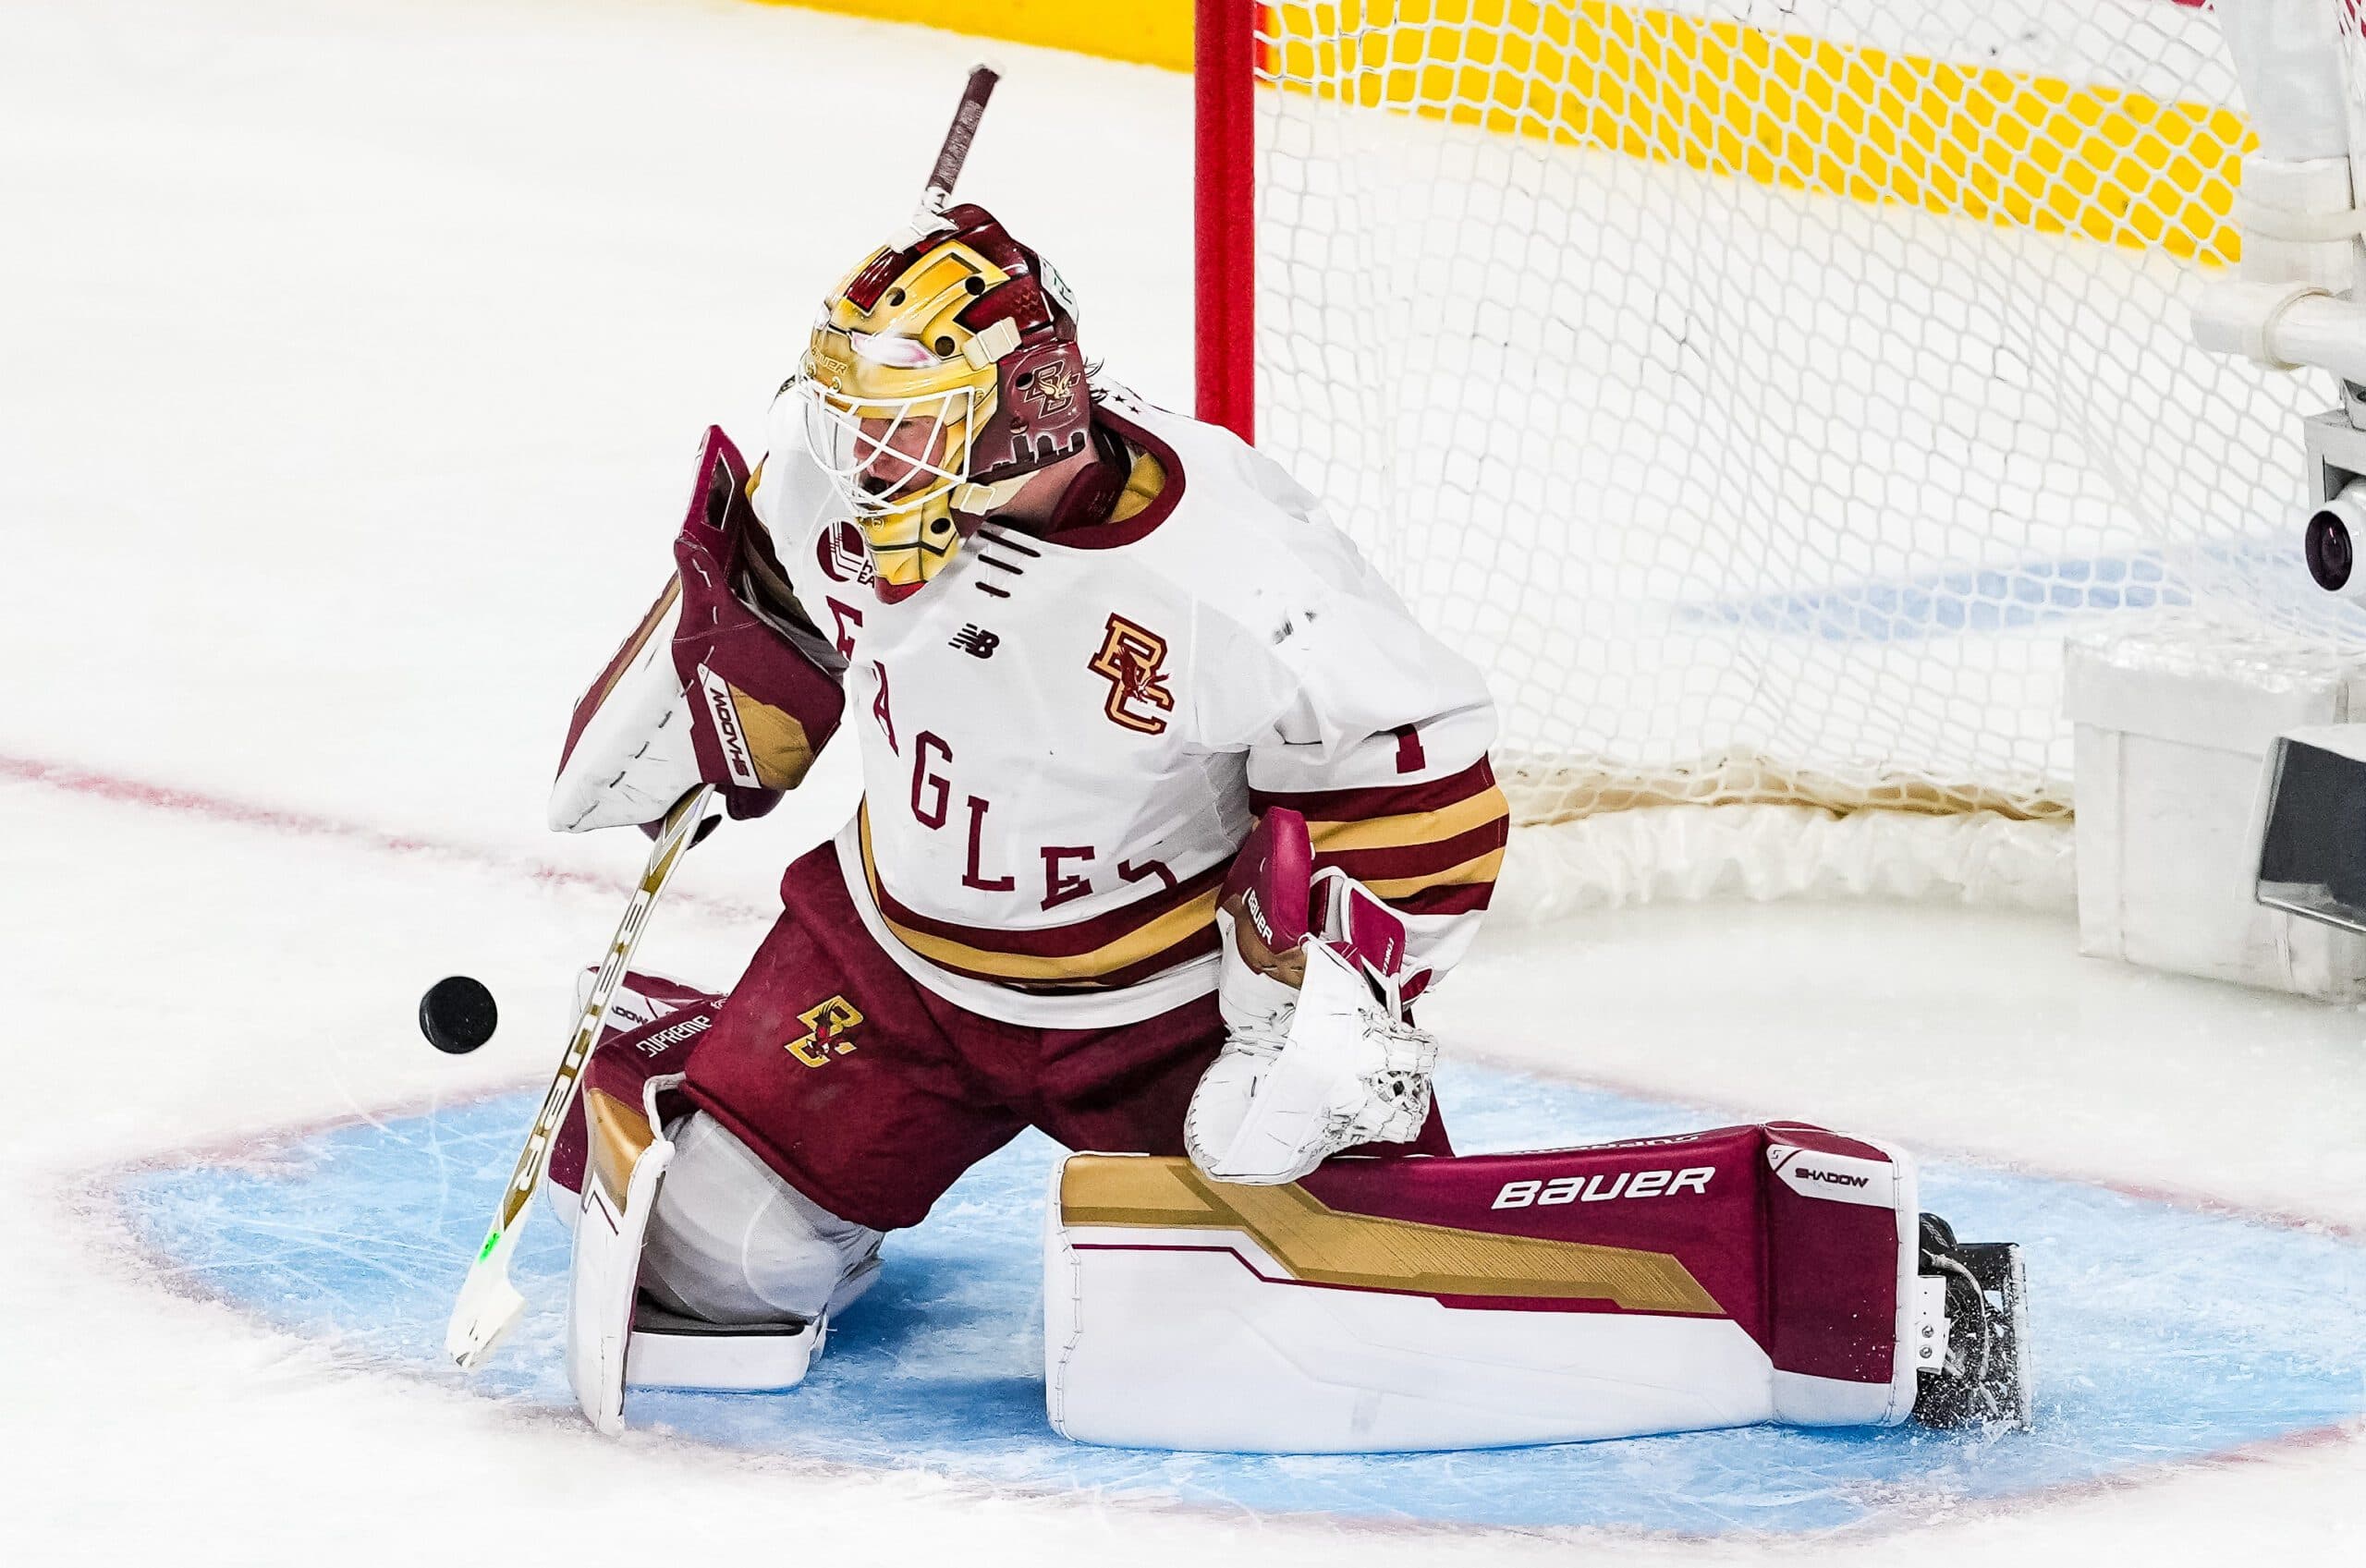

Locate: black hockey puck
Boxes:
[420,976,498,1054]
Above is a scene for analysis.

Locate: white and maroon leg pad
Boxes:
[543,972,721,1230]
[566,1076,829,1435]
[567,1071,682,1437]
[1760,1122,1922,1428]
[1045,1123,1919,1453]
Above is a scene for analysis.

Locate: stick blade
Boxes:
[446,1248,530,1367]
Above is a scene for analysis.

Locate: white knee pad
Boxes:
[641,1112,884,1326]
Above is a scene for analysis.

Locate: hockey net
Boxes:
[1202,0,2366,906]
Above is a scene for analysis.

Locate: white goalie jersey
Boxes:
[750,385,1509,1027]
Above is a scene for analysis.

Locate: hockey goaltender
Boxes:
[496,77,2031,1453]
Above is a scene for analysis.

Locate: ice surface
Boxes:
[110,1070,2366,1534]
[6,0,2366,1563]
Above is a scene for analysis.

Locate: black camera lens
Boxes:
[2308,507,2353,592]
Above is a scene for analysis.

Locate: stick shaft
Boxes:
[445,784,716,1367]
[921,64,999,217]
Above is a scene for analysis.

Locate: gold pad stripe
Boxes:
[726,678,820,792]
[584,1086,657,1213]
[1062,1156,1722,1315]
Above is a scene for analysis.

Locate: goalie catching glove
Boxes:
[550,426,847,836]
[1185,808,1438,1185]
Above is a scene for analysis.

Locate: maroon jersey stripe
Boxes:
[858,807,1227,959]
[1311,815,1510,885]
[1378,881,1496,918]
[1251,756,1499,821]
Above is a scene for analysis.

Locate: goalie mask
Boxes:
[799,204,1092,601]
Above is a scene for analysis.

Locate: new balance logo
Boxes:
[1491,1167,1714,1209]
[949,625,1000,659]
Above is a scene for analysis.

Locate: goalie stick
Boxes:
[447,59,995,1367]
[911,62,998,233]
[445,784,718,1368]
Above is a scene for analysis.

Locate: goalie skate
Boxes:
[1911,1213,2034,1431]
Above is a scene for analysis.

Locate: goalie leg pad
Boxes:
[624,1301,826,1395]
[640,1111,885,1326]
[567,1074,681,1437]
[543,971,720,1233]
[1047,1122,1921,1453]
[566,1100,879,1434]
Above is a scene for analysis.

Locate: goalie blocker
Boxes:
[1048,1125,2031,1452]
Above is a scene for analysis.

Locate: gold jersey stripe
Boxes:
[1062,1155,1722,1315]
[858,808,1221,982]
[1362,845,1506,900]
[1304,785,1510,854]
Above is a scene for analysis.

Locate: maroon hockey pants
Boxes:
[683,843,1449,1233]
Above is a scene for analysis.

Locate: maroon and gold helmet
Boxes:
[799,204,1092,600]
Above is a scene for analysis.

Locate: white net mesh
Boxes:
[1251,0,2366,829]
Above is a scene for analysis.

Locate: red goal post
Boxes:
[1195,0,1260,444]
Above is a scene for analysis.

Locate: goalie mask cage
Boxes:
[1193,0,2366,898]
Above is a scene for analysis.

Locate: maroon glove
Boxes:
[551,427,847,834]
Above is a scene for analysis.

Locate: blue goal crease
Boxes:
[107,1064,2366,1537]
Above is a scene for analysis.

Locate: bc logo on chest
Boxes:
[1088,614,1175,735]
[856,608,1186,916]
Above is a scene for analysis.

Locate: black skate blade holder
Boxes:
[1966,1241,2034,1432]
[1948,1240,2034,1433]
[1912,1220,2035,1433]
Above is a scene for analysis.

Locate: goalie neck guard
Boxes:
[799,203,1092,602]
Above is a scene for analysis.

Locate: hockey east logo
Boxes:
[1491,1167,1715,1209]
[816,519,873,585]
[696,662,762,789]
